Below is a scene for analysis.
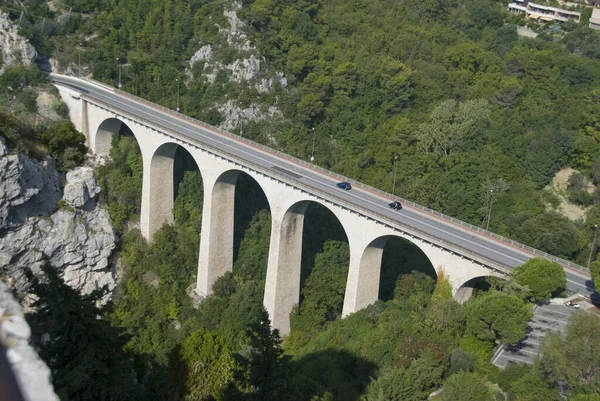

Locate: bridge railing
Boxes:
[82,76,590,275]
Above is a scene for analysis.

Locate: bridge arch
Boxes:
[376,236,437,302]
[264,198,350,335]
[455,275,506,303]
[343,234,437,313]
[146,142,203,240]
[197,168,273,296]
[94,117,140,156]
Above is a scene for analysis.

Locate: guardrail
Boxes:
[70,75,590,275]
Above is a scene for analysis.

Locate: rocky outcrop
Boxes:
[0,139,116,298]
[0,280,59,401]
[63,167,102,208]
[0,146,61,231]
[187,1,286,132]
[0,11,37,74]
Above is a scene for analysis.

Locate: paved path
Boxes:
[492,303,574,368]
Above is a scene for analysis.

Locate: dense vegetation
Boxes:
[22,132,591,401]
[4,0,600,400]
[0,79,86,173]
[9,0,600,264]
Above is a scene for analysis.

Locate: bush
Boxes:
[448,348,476,375]
[37,120,86,172]
[442,371,494,401]
[512,258,567,301]
[568,171,593,206]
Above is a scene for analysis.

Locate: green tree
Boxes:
[442,372,493,401]
[417,99,491,156]
[512,258,567,301]
[291,240,350,333]
[465,292,532,345]
[361,368,424,401]
[568,171,593,206]
[29,267,143,401]
[590,260,600,290]
[37,120,87,172]
[541,312,600,395]
[569,395,600,401]
[515,213,581,260]
[175,329,240,400]
[507,363,560,401]
[448,348,475,375]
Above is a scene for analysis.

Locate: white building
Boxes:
[590,7,600,29]
[508,0,581,23]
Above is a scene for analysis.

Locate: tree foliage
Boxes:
[442,371,494,401]
[29,267,143,401]
[541,312,600,396]
[512,258,567,301]
[465,292,532,346]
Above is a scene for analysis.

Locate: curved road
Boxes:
[50,74,596,300]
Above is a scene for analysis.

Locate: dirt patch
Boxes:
[545,167,593,222]
[36,91,63,121]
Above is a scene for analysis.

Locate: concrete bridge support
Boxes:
[146,143,178,239]
[342,236,388,317]
[196,169,241,297]
[263,201,310,334]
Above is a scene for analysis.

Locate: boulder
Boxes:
[0,154,61,230]
[63,167,102,208]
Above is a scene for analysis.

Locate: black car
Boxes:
[388,201,402,210]
[336,181,352,190]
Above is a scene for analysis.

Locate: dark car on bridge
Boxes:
[388,201,402,210]
[336,181,352,190]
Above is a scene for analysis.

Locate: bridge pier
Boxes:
[342,236,387,317]
[196,170,240,297]
[263,201,309,335]
[145,143,178,239]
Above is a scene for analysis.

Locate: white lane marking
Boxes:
[74,80,589,278]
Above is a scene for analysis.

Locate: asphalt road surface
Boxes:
[50,74,597,300]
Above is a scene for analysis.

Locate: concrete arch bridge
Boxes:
[52,75,593,334]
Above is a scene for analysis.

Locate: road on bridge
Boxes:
[50,74,596,301]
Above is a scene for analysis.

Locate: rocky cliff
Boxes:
[0,279,59,401]
[0,137,117,298]
[187,1,285,133]
[0,11,37,74]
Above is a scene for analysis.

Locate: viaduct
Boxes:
[52,74,592,335]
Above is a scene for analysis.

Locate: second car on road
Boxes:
[336,181,352,190]
[388,201,402,210]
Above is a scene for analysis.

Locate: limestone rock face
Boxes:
[63,167,102,208]
[0,149,116,298]
[0,11,37,74]
[0,280,59,401]
[186,1,286,132]
[0,152,61,230]
[0,136,6,157]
